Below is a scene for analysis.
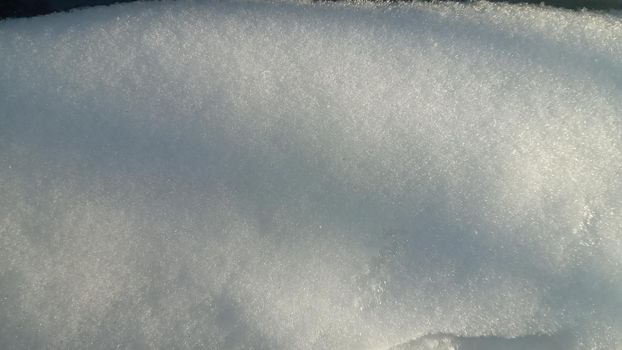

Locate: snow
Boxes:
[0,1,621,349]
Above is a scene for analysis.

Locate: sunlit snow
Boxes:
[1,1,621,349]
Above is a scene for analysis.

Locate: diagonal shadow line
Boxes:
[3,78,620,344]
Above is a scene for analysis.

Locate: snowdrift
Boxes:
[1,1,621,349]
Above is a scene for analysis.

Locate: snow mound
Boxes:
[1,1,621,349]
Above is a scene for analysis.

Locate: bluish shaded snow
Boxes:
[1,1,621,349]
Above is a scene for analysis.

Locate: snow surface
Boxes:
[1,1,621,349]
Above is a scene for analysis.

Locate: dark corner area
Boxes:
[496,0,622,10]
[0,0,139,20]
[1,0,622,20]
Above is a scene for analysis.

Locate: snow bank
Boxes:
[1,1,621,349]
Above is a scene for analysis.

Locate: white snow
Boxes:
[0,1,621,349]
